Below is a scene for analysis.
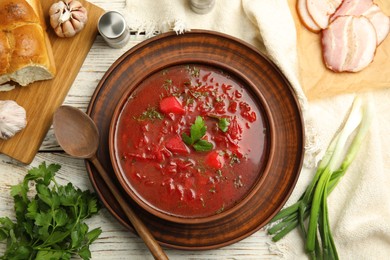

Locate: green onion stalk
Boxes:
[268,96,373,260]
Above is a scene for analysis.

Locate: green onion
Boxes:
[268,96,373,260]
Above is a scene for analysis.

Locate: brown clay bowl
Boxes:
[86,30,304,249]
[109,61,276,225]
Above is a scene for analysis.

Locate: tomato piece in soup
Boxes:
[160,96,185,115]
[165,135,190,155]
[205,150,225,169]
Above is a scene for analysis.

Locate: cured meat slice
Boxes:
[330,0,390,45]
[322,16,348,71]
[363,4,390,45]
[330,0,372,22]
[297,0,321,32]
[322,16,377,72]
[307,0,343,29]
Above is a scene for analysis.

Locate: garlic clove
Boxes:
[0,100,27,140]
[58,9,72,24]
[69,0,83,11]
[49,1,67,26]
[70,17,84,32]
[62,21,77,37]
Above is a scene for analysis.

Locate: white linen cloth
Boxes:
[122,0,390,258]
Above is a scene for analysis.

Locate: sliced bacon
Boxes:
[298,0,389,73]
[330,0,390,45]
[329,0,373,22]
[297,0,321,32]
[322,16,349,71]
[363,4,390,45]
[322,16,377,72]
[307,0,343,29]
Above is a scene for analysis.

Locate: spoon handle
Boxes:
[90,155,169,260]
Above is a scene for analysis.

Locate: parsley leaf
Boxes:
[0,162,101,260]
[191,116,207,142]
[181,133,193,146]
[182,116,213,152]
[193,140,214,151]
[218,118,230,133]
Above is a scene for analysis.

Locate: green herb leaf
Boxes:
[181,116,214,152]
[0,217,14,231]
[54,209,68,227]
[87,198,99,215]
[85,228,102,244]
[13,195,28,223]
[218,118,230,132]
[0,217,14,241]
[181,133,193,146]
[35,211,53,227]
[10,184,26,199]
[71,229,82,249]
[0,229,7,241]
[26,200,38,220]
[49,230,72,245]
[58,183,79,206]
[191,116,207,142]
[78,245,92,260]
[13,246,31,259]
[36,250,67,260]
[36,183,52,207]
[193,140,213,152]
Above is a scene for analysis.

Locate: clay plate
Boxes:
[86,30,304,250]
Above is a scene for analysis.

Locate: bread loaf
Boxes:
[0,0,56,88]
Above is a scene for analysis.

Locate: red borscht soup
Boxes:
[114,64,268,218]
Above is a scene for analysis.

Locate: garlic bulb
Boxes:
[0,100,27,140]
[49,0,88,38]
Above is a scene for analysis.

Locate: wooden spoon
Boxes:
[53,105,168,260]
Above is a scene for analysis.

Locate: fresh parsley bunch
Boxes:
[0,162,101,260]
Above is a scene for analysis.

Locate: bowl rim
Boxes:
[108,59,276,225]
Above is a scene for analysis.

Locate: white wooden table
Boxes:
[0,0,279,259]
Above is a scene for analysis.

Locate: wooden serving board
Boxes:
[289,0,390,100]
[0,0,104,164]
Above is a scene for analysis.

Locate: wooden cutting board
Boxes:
[289,0,390,100]
[0,0,104,164]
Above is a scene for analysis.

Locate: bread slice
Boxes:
[0,0,56,88]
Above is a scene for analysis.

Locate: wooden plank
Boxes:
[289,0,390,100]
[0,0,104,164]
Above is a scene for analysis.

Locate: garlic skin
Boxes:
[49,0,88,38]
[0,100,27,140]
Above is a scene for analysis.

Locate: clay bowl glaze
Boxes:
[109,62,275,225]
[86,30,304,249]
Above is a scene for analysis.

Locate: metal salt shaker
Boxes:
[190,0,216,14]
[98,11,130,49]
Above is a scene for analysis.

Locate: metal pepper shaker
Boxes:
[98,11,130,48]
[190,0,216,14]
